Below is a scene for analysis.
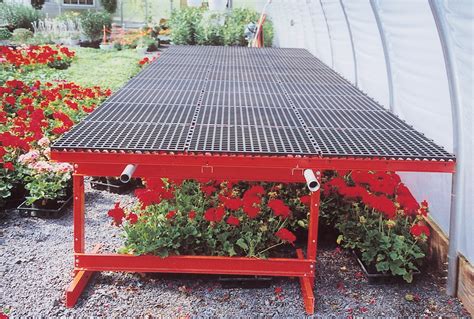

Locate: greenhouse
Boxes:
[0,0,472,317]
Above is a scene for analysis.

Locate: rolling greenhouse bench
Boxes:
[50,46,455,314]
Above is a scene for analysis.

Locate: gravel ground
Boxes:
[0,183,470,317]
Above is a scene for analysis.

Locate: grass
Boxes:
[61,48,142,91]
[4,47,143,92]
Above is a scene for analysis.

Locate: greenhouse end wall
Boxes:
[257,0,473,266]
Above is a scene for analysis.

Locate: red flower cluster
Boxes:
[396,183,420,215]
[204,207,225,222]
[108,202,125,226]
[275,228,296,244]
[363,193,397,219]
[138,56,157,66]
[268,199,291,219]
[127,213,138,224]
[299,195,311,206]
[1,79,110,163]
[410,224,430,238]
[134,178,175,209]
[241,185,264,218]
[0,45,75,67]
[166,210,176,219]
[226,215,240,226]
[324,171,427,221]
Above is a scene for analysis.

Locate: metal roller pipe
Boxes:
[120,164,137,184]
[304,169,320,192]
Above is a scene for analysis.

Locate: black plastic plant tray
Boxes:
[352,251,420,284]
[90,178,136,194]
[17,196,72,219]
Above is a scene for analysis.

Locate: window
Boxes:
[63,0,94,5]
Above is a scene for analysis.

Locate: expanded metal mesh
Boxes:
[52,46,454,160]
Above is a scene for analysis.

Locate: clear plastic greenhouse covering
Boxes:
[252,0,473,264]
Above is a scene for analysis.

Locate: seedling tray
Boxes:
[17,196,73,218]
[90,178,135,194]
[353,251,420,284]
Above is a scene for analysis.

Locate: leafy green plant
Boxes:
[223,8,256,46]
[0,3,43,31]
[111,180,311,258]
[0,27,12,40]
[79,10,112,42]
[222,8,273,47]
[101,0,117,14]
[19,140,73,205]
[195,11,225,45]
[168,7,204,45]
[11,28,34,43]
[323,171,431,283]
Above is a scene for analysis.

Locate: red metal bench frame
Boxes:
[51,150,455,314]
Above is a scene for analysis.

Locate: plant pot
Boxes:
[18,195,72,218]
[352,250,420,284]
[90,177,137,194]
[100,43,114,51]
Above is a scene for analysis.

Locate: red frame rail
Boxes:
[52,151,455,314]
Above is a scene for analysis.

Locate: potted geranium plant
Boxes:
[324,171,430,283]
[108,179,310,258]
[19,137,73,211]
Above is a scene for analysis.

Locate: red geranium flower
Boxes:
[396,184,420,215]
[362,193,397,219]
[338,185,368,199]
[3,162,14,171]
[226,215,240,226]
[243,205,260,219]
[188,210,196,220]
[410,224,430,238]
[247,185,265,196]
[275,228,296,244]
[135,188,161,208]
[204,207,225,222]
[201,184,217,197]
[127,213,138,224]
[222,197,243,210]
[300,195,311,206]
[166,210,176,219]
[108,202,125,226]
[268,199,291,219]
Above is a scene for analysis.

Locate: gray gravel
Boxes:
[0,182,470,317]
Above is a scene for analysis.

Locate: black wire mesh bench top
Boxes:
[52,46,454,161]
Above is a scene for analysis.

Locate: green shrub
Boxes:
[223,8,273,47]
[0,3,43,31]
[223,8,255,46]
[195,11,225,46]
[101,0,117,14]
[79,10,112,42]
[169,7,203,45]
[0,28,12,40]
[11,28,34,43]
